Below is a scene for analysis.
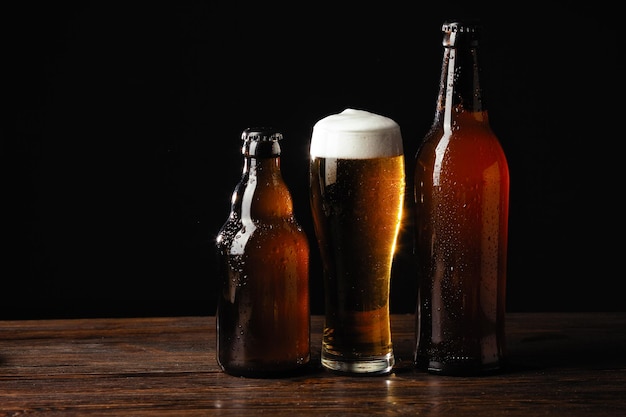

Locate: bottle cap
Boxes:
[442,20,482,47]
[241,127,282,157]
[442,21,482,34]
[241,128,283,142]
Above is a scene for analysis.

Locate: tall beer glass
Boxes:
[309,108,405,375]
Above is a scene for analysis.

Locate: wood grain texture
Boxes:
[1,313,625,416]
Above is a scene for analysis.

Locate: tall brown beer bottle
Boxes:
[413,21,510,375]
[216,128,311,377]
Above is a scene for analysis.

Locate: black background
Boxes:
[5,2,622,319]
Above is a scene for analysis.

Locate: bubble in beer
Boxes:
[310,108,403,159]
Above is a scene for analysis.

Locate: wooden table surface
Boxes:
[1,313,625,416]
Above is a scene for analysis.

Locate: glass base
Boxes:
[321,351,394,375]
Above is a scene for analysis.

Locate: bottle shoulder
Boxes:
[418,119,505,158]
[217,215,308,247]
[226,172,297,216]
[218,158,306,250]
[415,120,508,178]
[216,217,309,260]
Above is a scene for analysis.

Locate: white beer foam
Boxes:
[310,108,404,159]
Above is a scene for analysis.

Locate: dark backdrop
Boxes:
[4,2,622,319]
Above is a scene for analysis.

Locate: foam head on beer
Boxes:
[310,108,404,159]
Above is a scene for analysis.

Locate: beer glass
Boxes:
[309,108,405,375]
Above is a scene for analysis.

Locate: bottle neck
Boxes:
[236,150,294,221]
[240,138,283,185]
[434,33,489,132]
[243,154,281,176]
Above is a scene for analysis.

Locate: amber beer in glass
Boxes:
[309,108,405,375]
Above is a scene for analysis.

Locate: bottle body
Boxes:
[216,129,310,377]
[413,22,510,375]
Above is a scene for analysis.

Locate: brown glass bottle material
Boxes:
[216,128,311,377]
[413,21,510,375]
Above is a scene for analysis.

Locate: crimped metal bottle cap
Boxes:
[241,127,282,157]
[442,20,482,47]
[241,128,283,142]
[442,21,482,34]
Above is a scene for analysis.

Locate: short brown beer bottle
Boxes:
[216,128,311,377]
[413,21,510,375]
